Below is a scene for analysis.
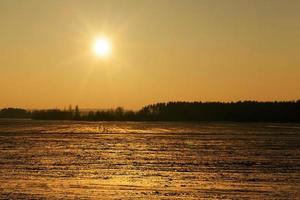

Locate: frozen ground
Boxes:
[0,119,299,199]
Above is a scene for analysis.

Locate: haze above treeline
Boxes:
[0,101,300,122]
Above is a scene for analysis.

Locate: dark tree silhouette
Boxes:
[74,105,80,120]
[6,100,300,122]
[0,108,30,118]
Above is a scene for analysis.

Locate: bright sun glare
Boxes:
[93,37,111,58]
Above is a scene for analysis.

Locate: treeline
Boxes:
[137,101,300,122]
[1,101,300,122]
[31,106,80,120]
[0,108,31,118]
[31,106,138,121]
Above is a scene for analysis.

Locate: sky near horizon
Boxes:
[0,0,299,109]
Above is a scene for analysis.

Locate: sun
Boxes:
[92,37,111,58]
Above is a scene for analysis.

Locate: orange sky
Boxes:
[0,0,299,109]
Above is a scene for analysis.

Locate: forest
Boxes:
[1,101,300,122]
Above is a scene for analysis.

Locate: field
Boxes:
[0,119,299,199]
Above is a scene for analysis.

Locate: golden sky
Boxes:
[0,0,299,109]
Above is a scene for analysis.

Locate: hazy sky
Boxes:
[0,0,299,109]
